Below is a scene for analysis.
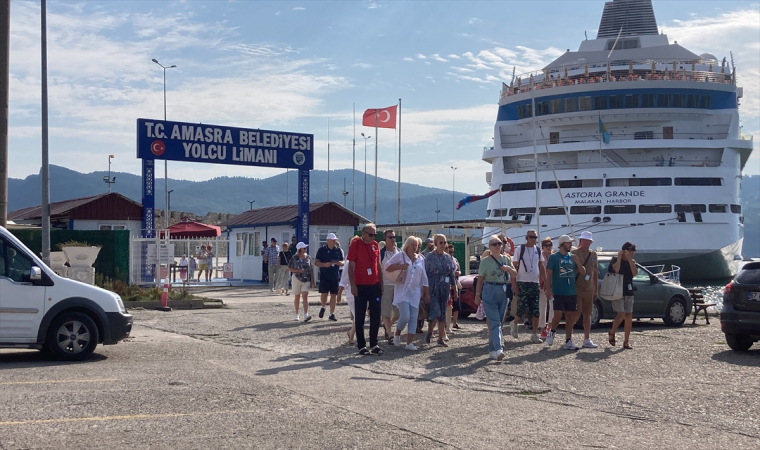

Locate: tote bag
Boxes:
[383,253,408,284]
[599,272,624,300]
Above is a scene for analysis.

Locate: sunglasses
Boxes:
[436,241,447,245]
[364,231,376,237]
[543,244,553,247]
[490,242,503,247]
[526,236,538,239]
[386,236,396,239]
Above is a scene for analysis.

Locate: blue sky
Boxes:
[8,0,760,196]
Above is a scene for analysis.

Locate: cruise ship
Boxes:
[483,0,754,281]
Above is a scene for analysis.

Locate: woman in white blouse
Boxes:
[384,236,429,351]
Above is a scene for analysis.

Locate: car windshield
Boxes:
[735,264,760,284]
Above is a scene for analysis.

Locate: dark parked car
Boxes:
[583,253,693,328]
[720,261,760,351]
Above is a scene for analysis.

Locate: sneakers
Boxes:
[294,314,300,322]
[359,347,370,355]
[530,333,543,344]
[437,339,449,348]
[370,345,384,355]
[539,328,548,340]
[328,314,337,321]
[443,334,450,342]
[582,338,598,349]
[509,321,518,339]
[490,350,505,361]
[318,307,325,318]
[393,335,401,346]
[303,313,312,322]
[405,343,417,351]
[563,339,579,350]
[546,330,555,345]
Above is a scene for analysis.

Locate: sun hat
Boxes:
[326,233,337,241]
[296,242,308,250]
[579,231,593,242]
[558,235,575,245]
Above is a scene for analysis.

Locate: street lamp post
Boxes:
[435,198,440,222]
[152,58,177,229]
[103,154,116,192]
[451,166,457,221]
[361,133,371,219]
[247,200,255,210]
[167,189,174,215]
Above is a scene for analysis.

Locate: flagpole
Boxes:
[531,76,541,236]
[374,110,378,224]
[352,103,356,212]
[327,117,330,202]
[397,98,401,224]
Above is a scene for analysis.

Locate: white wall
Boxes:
[72,219,141,233]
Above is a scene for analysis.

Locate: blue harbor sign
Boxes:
[136,118,312,247]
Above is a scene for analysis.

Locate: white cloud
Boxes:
[468,18,481,25]
[430,53,448,62]
[402,57,414,62]
[448,54,460,59]
[292,7,305,11]
[351,63,372,69]
[416,53,426,59]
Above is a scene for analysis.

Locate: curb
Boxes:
[124,299,224,310]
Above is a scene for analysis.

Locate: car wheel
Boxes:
[725,333,753,352]
[589,300,602,329]
[47,312,99,361]
[663,296,687,327]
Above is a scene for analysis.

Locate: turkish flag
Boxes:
[362,105,397,129]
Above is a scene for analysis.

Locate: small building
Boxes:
[8,193,143,233]
[220,202,368,281]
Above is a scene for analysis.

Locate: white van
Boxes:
[0,226,133,360]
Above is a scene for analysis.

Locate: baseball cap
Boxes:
[326,233,337,241]
[296,242,308,249]
[558,235,575,245]
[579,231,593,242]
[425,237,434,244]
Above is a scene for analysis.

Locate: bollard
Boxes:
[155,279,172,312]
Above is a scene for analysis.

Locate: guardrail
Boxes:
[645,264,681,285]
[500,132,729,149]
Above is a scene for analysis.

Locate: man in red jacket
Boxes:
[348,223,384,355]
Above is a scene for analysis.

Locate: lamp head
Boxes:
[170,65,177,68]
[109,154,114,159]
[151,58,159,64]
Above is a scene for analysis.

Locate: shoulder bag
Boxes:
[599,270,624,300]
[383,253,407,284]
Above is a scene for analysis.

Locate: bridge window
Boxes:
[550,99,563,114]
[606,177,670,186]
[641,94,656,107]
[675,204,706,213]
[657,94,670,107]
[700,95,712,109]
[609,94,624,109]
[709,204,727,213]
[570,206,602,214]
[675,177,722,186]
[593,96,607,110]
[687,94,699,108]
[625,94,639,108]
[639,204,672,213]
[517,104,533,119]
[536,101,549,116]
[604,205,636,214]
[491,209,508,217]
[633,131,654,140]
[578,96,592,111]
[500,182,536,192]
[542,179,603,189]
[673,94,686,108]
[731,204,742,214]
[508,207,536,216]
[564,97,578,112]
[540,207,567,215]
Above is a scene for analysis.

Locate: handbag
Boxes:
[383,253,407,284]
[600,272,624,300]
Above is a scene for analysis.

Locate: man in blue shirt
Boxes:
[545,234,586,350]
[315,233,345,321]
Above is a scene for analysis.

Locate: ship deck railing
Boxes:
[499,132,729,150]
[501,68,734,99]
[502,159,722,174]
[644,264,681,285]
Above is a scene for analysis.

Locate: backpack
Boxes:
[515,244,531,273]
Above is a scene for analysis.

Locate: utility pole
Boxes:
[342,178,349,207]
[451,166,457,221]
[0,0,9,228]
[435,198,440,222]
[41,0,51,265]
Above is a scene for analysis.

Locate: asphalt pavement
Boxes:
[1,286,758,449]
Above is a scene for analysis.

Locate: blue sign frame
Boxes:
[137,118,311,248]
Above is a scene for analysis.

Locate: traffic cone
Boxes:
[155,279,172,312]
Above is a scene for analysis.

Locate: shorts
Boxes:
[612,295,634,313]
[576,289,594,315]
[292,277,310,295]
[319,278,339,294]
[198,264,208,270]
[553,294,577,312]
[516,282,541,318]
[381,285,399,318]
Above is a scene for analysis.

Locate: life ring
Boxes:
[505,237,516,256]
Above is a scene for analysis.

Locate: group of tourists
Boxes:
[278,223,638,360]
[177,244,215,282]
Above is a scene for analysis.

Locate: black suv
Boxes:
[721,261,760,351]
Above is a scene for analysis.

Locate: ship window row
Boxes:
[517,93,713,119]
[500,177,723,191]
[492,204,741,217]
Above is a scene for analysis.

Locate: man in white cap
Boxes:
[545,234,586,350]
[315,233,344,320]
[572,231,599,348]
